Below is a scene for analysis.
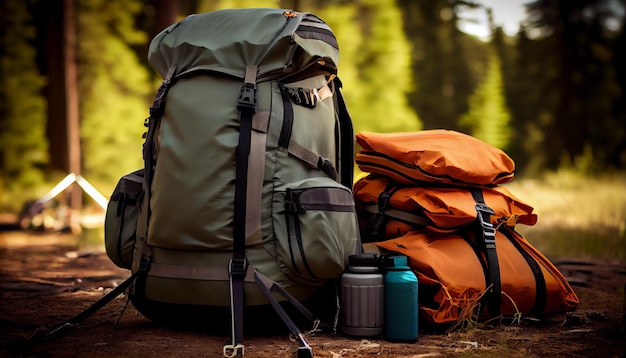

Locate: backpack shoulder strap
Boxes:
[332,77,355,188]
[135,66,177,295]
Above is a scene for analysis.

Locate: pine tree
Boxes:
[316,0,421,133]
[398,0,487,131]
[0,0,48,211]
[459,51,511,149]
[76,0,152,190]
[524,0,624,171]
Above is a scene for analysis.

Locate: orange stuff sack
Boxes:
[355,130,515,186]
[375,228,579,329]
[354,175,537,240]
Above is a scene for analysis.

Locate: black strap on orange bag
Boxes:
[470,189,501,317]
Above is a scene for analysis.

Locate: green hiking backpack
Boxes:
[104,8,360,356]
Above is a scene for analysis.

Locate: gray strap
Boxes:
[245,111,269,245]
[288,139,338,180]
[149,262,256,282]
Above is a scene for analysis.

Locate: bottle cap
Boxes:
[348,253,380,267]
[385,255,411,271]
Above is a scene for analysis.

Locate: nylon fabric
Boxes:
[148,9,338,82]
[375,228,579,328]
[104,170,143,269]
[354,175,537,238]
[356,130,515,186]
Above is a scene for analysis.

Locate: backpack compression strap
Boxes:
[470,189,502,317]
[279,83,338,181]
[226,12,304,356]
[254,271,334,358]
[226,64,258,358]
[29,271,139,345]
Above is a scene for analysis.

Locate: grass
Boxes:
[505,170,626,261]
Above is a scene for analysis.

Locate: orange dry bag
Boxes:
[354,174,537,240]
[375,227,579,329]
[355,130,515,186]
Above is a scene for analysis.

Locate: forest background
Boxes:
[0,0,625,259]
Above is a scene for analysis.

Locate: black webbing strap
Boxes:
[500,227,547,316]
[225,65,257,358]
[331,77,354,188]
[365,182,396,241]
[31,271,139,344]
[280,87,338,180]
[143,67,176,189]
[470,189,502,317]
[285,189,320,280]
[134,66,176,298]
[226,14,299,356]
[135,67,176,301]
[254,271,335,358]
[278,85,295,149]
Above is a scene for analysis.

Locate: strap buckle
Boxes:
[476,203,496,248]
[237,83,256,112]
[138,253,151,272]
[316,157,337,180]
[223,343,245,357]
[296,345,313,358]
[229,257,248,278]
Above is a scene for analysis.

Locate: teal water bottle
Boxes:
[384,255,418,342]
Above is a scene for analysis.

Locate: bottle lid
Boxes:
[385,255,411,270]
[348,265,380,273]
[392,255,409,267]
[348,253,380,267]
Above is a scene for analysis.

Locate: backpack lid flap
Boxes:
[148,9,339,81]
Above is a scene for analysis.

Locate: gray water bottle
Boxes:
[339,253,384,337]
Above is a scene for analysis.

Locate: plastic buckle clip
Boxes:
[296,346,313,358]
[223,343,245,357]
[237,83,256,112]
[229,257,248,278]
[138,254,151,272]
[475,203,496,248]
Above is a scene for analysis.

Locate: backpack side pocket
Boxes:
[105,169,144,269]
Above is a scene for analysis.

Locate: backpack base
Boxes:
[129,279,339,335]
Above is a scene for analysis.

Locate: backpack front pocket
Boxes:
[273,177,360,286]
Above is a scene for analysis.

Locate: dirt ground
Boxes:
[1,230,625,358]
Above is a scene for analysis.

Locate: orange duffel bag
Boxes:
[375,227,579,330]
[354,174,537,240]
[355,130,515,186]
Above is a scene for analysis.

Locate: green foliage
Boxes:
[459,51,511,149]
[76,0,152,189]
[0,0,48,211]
[196,0,280,12]
[316,0,421,134]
